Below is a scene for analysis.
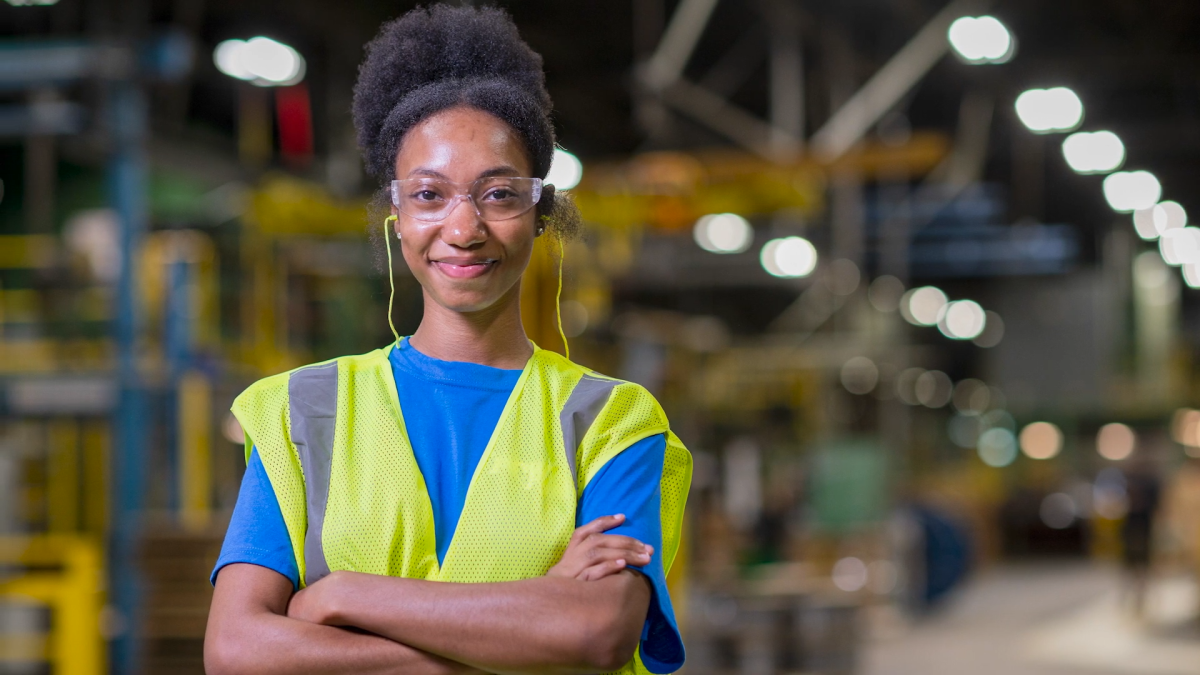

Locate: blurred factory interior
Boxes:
[2,0,1200,673]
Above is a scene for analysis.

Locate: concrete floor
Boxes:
[861,563,1200,675]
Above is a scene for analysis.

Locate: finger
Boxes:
[584,534,653,555]
[584,545,652,566]
[571,514,625,542]
[577,558,627,581]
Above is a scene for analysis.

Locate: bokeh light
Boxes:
[915,370,953,408]
[1061,130,1125,174]
[840,356,879,395]
[1133,200,1187,240]
[902,286,947,326]
[978,427,1018,467]
[1014,87,1083,133]
[1183,264,1200,289]
[546,148,584,190]
[694,213,753,253]
[1159,227,1200,266]
[938,299,987,339]
[1096,422,1136,460]
[761,236,818,277]
[868,275,905,312]
[1019,421,1063,460]
[1039,493,1076,529]
[1173,409,1200,448]
[214,37,306,86]
[826,259,861,296]
[1103,170,1162,213]
[952,378,990,415]
[831,556,869,592]
[895,367,925,405]
[947,16,1014,64]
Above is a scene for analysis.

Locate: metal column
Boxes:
[108,80,149,675]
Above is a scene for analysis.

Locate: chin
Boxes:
[434,291,504,314]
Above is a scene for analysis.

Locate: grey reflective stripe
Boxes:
[289,362,338,586]
[559,375,618,484]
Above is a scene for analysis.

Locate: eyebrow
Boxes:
[407,165,524,180]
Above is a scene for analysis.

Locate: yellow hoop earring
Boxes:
[383,215,400,347]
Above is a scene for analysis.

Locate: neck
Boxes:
[409,283,533,369]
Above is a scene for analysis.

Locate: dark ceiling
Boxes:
[2,0,1199,234]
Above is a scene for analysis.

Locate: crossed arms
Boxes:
[205,515,656,675]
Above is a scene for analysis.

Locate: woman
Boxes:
[204,6,692,675]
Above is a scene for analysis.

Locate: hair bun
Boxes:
[353,5,551,165]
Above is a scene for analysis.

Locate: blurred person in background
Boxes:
[1121,453,1163,617]
[204,6,691,674]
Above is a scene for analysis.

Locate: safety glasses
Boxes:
[390,177,543,222]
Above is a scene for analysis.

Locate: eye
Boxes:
[409,187,445,202]
[483,187,518,201]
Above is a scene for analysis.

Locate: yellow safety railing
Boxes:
[0,535,105,674]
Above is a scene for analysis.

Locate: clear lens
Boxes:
[390,177,542,222]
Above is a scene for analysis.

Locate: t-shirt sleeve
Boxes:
[577,433,685,674]
[210,447,300,590]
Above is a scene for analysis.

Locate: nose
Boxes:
[439,196,487,249]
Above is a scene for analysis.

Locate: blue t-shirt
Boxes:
[213,338,684,672]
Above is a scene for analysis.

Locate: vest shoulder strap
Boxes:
[575,378,671,491]
[553,357,693,577]
[228,348,388,587]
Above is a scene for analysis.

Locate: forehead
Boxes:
[395,107,532,177]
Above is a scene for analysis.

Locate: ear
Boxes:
[536,184,556,220]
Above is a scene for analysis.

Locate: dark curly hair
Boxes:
[353,4,580,238]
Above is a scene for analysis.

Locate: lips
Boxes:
[431,257,497,279]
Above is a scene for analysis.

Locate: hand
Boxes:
[287,571,348,625]
[547,514,654,581]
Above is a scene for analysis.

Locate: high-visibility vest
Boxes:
[231,343,692,675]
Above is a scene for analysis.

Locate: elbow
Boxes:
[580,623,639,673]
[586,641,638,673]
[575,603,642,671]
[204,629,253,675]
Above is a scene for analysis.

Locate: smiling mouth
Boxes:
[432,259,497,279]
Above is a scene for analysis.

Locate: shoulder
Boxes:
[233,347,391,407]
[535,347,662,409]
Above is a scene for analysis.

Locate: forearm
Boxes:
[320,571,650,675]
[206,563,482,675]
[206,609,475,675]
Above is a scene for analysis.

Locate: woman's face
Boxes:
[392,106,538,314]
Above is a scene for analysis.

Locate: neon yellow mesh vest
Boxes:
[231,343,692,675]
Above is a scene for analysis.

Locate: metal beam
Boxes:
[640,0,721,89]
[0,102,85,137]
[661,78,796,161]
[809,0,993,162]
[0,43,132,89]
[767,1,804,157]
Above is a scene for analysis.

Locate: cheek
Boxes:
[499,220,538,262]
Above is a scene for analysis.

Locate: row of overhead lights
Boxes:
[693,216,1005,345]
[949,15,1197,289]
[949,18,1195,471]
[684,20,1033,315]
